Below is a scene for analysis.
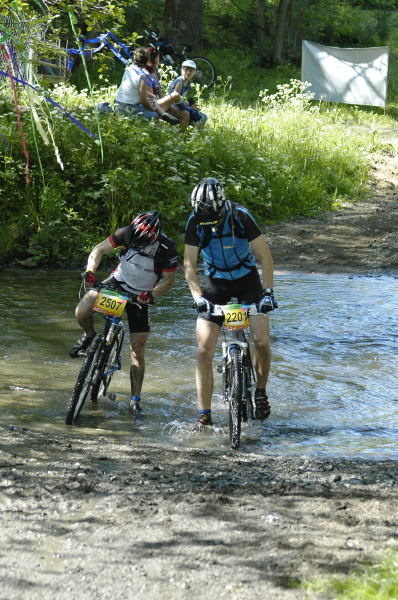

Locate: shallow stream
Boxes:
[0,270,397,458]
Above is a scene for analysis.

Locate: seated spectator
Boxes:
[144,47,181,124]
[168,60,207,130]
[115,47,181,123]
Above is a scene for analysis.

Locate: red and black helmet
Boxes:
[128,211,161,248]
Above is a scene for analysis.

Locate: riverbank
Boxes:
[1,424,398,600]
[267,144,398,276]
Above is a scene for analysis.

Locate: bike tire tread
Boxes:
[227,347,243,450]
[66,335,102,425]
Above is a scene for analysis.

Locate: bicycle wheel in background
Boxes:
[225,347,243,450]
[66,335,102,425]
[90,323,125,402]
[190,56,216,88]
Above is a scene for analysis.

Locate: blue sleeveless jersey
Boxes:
[190,204,257,280]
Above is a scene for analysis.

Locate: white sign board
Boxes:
[301,40,389,107]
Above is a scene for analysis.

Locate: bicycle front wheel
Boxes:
[242,351,255,422]
[226,347,243,450]
[90,323,124,402]
[190,56,216,88]
[66,335,103,425]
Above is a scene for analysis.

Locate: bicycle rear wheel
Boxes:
[66,335,102,425]
[90,323,124,402]
[190,56,216,88]
[225,347,243,450]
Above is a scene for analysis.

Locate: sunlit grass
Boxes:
[304,552,398,599]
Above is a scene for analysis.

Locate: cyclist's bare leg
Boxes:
[129,332,149,396]
[249,314,271,389]
[196,319,220,410]
[75,290,98,335]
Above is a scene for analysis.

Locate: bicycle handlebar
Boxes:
[194,301,265,316]
[95,283,138,303]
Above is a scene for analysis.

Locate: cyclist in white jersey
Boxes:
[69,211,178,413]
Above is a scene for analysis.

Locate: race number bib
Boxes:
[222,304,250,330]
[94,288,128,317]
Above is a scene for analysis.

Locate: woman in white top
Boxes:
[115,47,181,122]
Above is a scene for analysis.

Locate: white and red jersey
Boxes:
[108,228,178,294]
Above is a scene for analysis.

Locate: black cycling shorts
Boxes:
[200,270,263,325]
[100,276,151,334]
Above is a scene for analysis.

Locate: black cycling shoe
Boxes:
[129,401,142,414]
[69,333,96,358]
[254,389,271,420]
[197,412,212,426]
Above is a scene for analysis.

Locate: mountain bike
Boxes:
[216,303,258,450]
[144,30,216,88]
[66,287,139,425]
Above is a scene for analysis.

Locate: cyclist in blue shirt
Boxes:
[184,178,277,425]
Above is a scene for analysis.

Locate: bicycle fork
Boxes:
[102,319,122,378]
[220,340,248,404]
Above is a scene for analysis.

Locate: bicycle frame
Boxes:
[99,315,123,380]
[215,303,257,448]
[90,286,141,398]
[221,327,255,411]
[66,287,137,424]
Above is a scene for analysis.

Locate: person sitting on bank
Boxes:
[115,47,181,124]
[168,60,207,130]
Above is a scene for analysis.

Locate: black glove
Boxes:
[258,289,278,313]
[81,270,97,286]
[193,296,214,314]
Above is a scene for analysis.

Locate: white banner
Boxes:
[301,40,389,107]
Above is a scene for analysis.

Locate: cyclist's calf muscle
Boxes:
[75,290,98,333]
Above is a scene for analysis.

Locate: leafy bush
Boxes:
[0,76,388,266]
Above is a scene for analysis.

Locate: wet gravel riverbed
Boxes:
[1,424,398,600]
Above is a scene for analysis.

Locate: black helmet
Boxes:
[191,178,226,222]
[128,211,161,248]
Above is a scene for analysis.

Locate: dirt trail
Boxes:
[1,146,398,600]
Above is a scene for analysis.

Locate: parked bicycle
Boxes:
[66,286,139,425]
[144,30,216,88]
[215,303,258,450]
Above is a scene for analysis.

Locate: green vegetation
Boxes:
[1,5,398,266]
[0,65,395,266]
[304,552,398,599]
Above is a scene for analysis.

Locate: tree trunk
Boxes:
[163,0,203,49]
[256,0,265,46]
[273,0,292,64]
